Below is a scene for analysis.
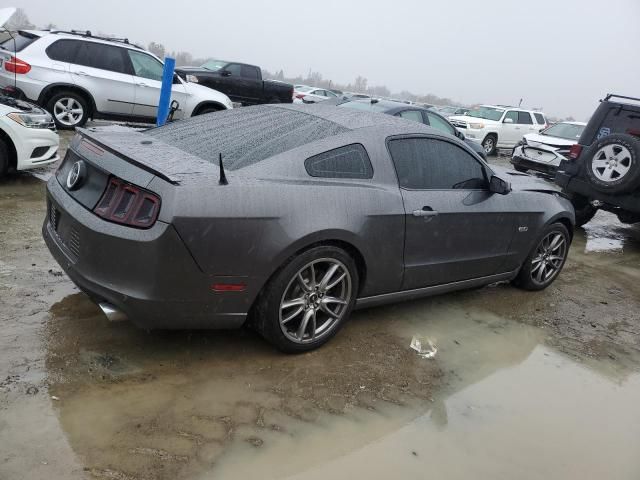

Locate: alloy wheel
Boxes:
[591,144,631,182]
[53,97,84,126]
[483,137,495,154]
[530,231,568,285]
[279,258,352,344]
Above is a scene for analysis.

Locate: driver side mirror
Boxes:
[503,117,514,124]
[221,70,232,77]
[489,175,511,195]
[455,130,465,140]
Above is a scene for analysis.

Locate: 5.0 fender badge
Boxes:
[66,160,86,190]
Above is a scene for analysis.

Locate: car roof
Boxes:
[340,98,430,114]
[36,30,147,51]
[479,104,546,114]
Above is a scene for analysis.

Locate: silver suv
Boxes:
[0,30,233,129]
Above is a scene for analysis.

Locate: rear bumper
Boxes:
[511,153,558,176]
[43,176,250,329]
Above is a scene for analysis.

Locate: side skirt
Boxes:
[354,270,518,310]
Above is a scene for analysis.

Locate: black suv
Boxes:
[555,94,640,226]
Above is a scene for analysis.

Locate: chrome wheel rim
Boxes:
[279,258,352,344]
[591,144,631,183]
[530,231,567,284]
[54,98,84,126]
[483,138,494,153]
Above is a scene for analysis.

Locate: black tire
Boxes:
[0,140,8,178]
[570,195,598,227]
[194,105,223,116]
[46,90,90,129]
[482,134,497,156]
[513,222,570,291]
[254,245,359,353]
[583,134,640,194]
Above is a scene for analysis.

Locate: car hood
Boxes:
[182,81,233,108]
[523,132,576,148]
[492,165,561,193]
[0,7,16,28]
[450,115,500,125]
[0,94,48,115]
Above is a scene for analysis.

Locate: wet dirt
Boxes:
[1,144,639,479]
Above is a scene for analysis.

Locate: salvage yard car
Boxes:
[0,93,59,178]
[176,60,293,105]
[43,105,574,352]
[0,29,233,129]
[450,105,548,156]
[511,121,586,176]
[555,94,640,226]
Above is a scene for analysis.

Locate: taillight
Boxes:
[93,177,160,228]
[4,56,31,74]
[569,144,583,160]
[295,93,306,99]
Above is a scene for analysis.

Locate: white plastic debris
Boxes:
[410,336,438,359]
[50,395,59,401]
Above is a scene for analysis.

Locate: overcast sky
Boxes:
[5,0,640,119]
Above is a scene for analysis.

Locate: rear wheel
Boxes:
[583,134,640,194]
[254,246,358,353]
[513,223,570,291]
[194,105,223,116]
[482,134,497,156]
[47,90,90,129]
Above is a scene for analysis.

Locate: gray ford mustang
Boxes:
[43,104,575,352]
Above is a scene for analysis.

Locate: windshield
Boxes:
[201,59,228,71]
[541,123,585,140]
[297,86,315,92]
[466,106,505,121]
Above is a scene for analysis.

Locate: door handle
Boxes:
[413,207,438,217]
[73,71,88,76]
[136,82,148,87]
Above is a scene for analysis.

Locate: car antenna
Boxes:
[218,153,228,185]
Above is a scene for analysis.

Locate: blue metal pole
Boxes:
[156,57,176,126]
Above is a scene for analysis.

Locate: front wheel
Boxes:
[482,135,497,156]
[513,223,570,291]
[254,246,358,353]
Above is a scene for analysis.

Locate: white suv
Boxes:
[0,30,233,129]
[449,105,547,156]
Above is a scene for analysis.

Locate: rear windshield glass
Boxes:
[146,106,349,170]
[0,31,39,52]
[339,101,390,113]
[542,123,585,140]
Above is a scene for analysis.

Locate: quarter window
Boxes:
[517,111,533,124]
[45,40,79,62]
[388,138,486,190]
[75,42,129,74]
[305,144,373,179]
[128,50,164,81]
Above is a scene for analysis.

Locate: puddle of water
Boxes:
[582,211,640,254]
[212,312,640,480]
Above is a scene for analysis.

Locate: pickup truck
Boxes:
[176,60,293,106]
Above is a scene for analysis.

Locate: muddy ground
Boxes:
[1,130,639,480]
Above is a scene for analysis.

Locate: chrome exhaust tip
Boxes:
[98,302,127,322]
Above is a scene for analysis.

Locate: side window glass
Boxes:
[517,111,533,124]
[305,144,373,179]
[504,111,518,123]
[128,50,164,81]
[75,42,129,74]
[225,64,242,76]
[326,91,338,97]
[426,112,456,135]
[45,40,79,63]
[388,138,486,190]
[399,110,425,123]
[534,113,546,125]
[240,65,260,79]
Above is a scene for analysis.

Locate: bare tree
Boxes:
[7,8,35,30]
[148,42,166,59]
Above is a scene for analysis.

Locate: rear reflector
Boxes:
[94,177,160,228]
[4,56,31,74]
[212,283,246,292]
[568,144,583,160]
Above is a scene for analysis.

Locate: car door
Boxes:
[43,39,78,85]
[240,65,262,103]
[220,63,249,103]
[500,110,523,147]
[70,41,135,115]
[387,136,517,290]
[126,49,188,120]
